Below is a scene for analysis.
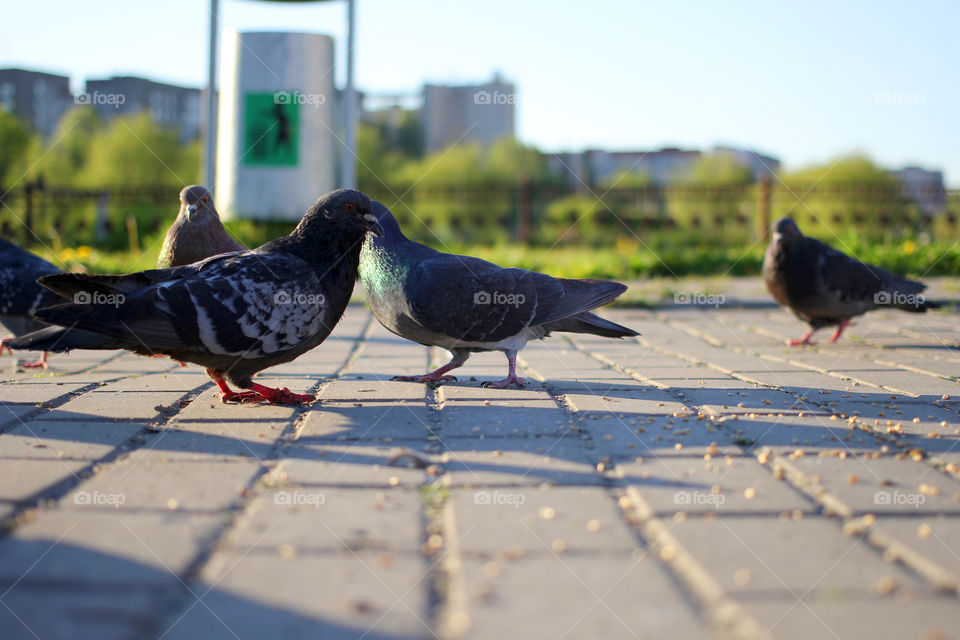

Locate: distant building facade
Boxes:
[84,76,203,142]
[422,73,515,153]
[0,68,73,138]
[893,166,946,216]
[548,146,781,188]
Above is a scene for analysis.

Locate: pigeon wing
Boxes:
[808,239,917,317]
[402,255,558,343]
[35,253,329,358]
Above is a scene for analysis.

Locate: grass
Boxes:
[29,228,960,281]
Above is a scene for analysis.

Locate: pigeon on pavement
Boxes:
[358,201,639,388]
[0,237,62,368]
[158,185,246,269]
[9,189,382,404]
[762,217,937,346]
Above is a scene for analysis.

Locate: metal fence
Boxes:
[1,179,956,250]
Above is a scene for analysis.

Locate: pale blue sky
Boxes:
[2,0,958,184]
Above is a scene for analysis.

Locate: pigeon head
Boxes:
[369,201,406,243]
[772,217,802,243]
[179,185,217,223]
[297,189,382,239]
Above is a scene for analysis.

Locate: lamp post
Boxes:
[204,0,219,193]
[206,0,358,192]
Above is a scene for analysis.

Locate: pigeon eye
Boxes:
[345,202,356,213]
[202,197,209,204]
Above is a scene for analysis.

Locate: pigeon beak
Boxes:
[363,213,384,237]
[186,204,197,221]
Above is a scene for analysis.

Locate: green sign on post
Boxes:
[243,92,299,166]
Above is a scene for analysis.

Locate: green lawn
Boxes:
[32,230,960,282]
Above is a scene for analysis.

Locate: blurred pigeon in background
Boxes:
[10,189,382,404]
[0,237,62,368]
[762,217,937,345]
[157,185,246,269]
[359,201,639,388]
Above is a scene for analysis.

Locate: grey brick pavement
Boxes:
[1,297,960,639]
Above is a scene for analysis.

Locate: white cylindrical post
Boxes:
[216,31,337,221]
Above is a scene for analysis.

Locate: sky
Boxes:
[2,0,958,185]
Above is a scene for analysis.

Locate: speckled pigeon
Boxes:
[762,217,937,346]
[9,189,382,404]
[158,185,246,269]
[0,237,62,368]
[358,201,639,388]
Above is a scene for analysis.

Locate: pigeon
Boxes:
[158,185,246,269]
[358,201,639,388]
[0,237,63,368]
[9,189,382,404]
[762,217,938,346]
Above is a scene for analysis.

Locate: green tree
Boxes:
[485,138,552,182]
[775,153,909,239]
[34,107,104,185]
[670,153,754,237]
[78,112,193,189]
[0,110,36,189]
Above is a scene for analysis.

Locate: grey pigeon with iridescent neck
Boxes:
[158,185,246,269]
[762,217,937,346]
[10,190,383,404]
[358,201,639,388]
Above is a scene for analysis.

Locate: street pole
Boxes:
[205,0,220,193]
[342,0,356,188]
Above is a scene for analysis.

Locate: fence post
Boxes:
[24,181,35,237]
[756,175,772,239]
[96,191,109,243]
[127,216,139,254]
[516,176,532,243]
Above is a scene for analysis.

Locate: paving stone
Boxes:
[46,374,202,422]
[0,420,144,460]
[618,455,811,515]
[450,486,636,553]
[670,516,924,593]
[441,436,600,487]
[778,454,960,515]
[438,384,568,438]
[459,554,712,640]
[0,510,221,585]
[297,380,432,442]
[283,444,429,488]
[231,487,424,551]
[0,382,90,404]
[869,515,960,583]
[739,595,960,640]
[0,458,89,504]
[61,457,260,511]
[176,551,429,639]
[0,582,165,640]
